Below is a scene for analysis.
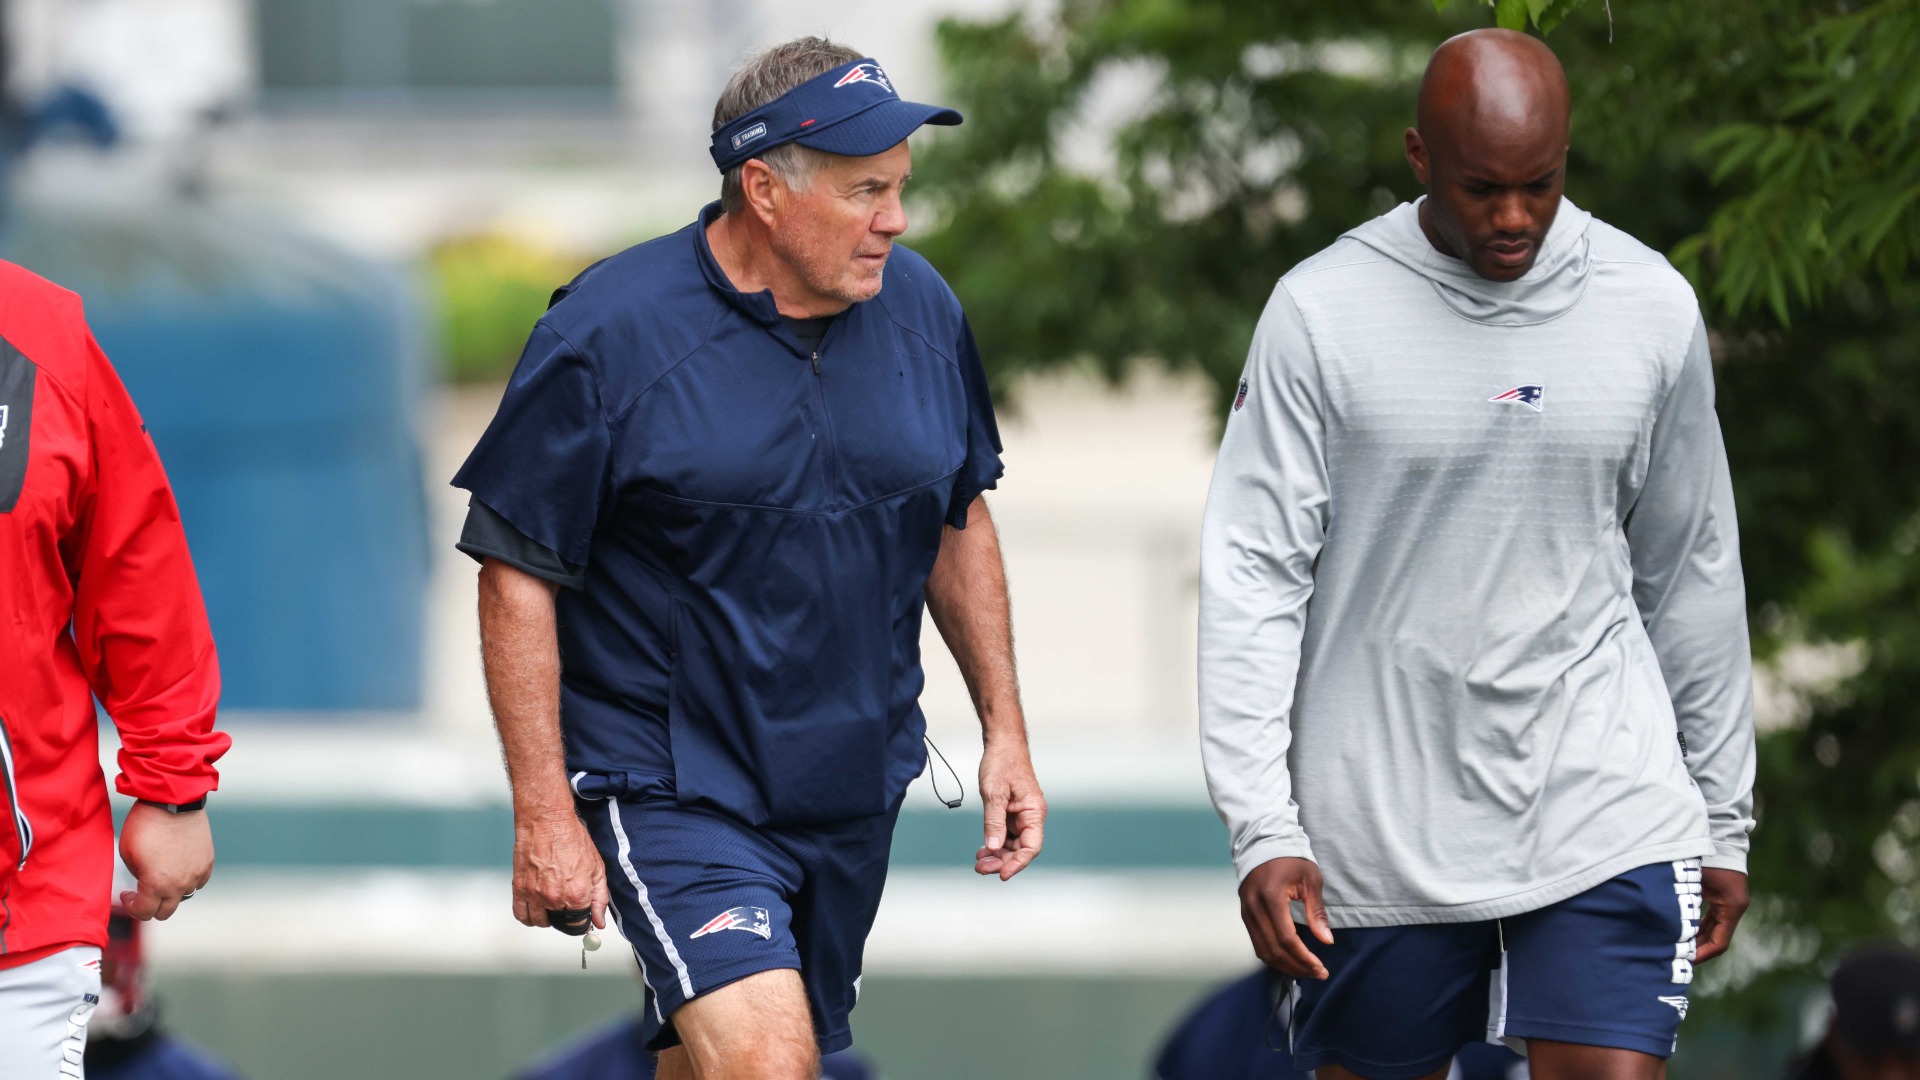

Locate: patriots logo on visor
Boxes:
[1489,384,1545,412]
[833,62,893,93]
[690,906,772,941]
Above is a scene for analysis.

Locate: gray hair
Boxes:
[713,37,864,214]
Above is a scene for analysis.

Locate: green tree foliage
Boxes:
[1678,1,1920,322]
[1434,0,1591,35]
[430,234,590,383]
[912,0,1920,1036]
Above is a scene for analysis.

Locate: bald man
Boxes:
[1199,29,1756,1080]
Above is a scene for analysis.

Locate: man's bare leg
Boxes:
[656,969,817,1080]
[1315,1065,1449,1080]
[1526,1041,1666,1080]
[656,1047,695,1080]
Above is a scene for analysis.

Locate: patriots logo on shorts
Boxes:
[833,63,893,93]
[1489,384,1545,412]
[1657,994,1689,1019]
[690,905,772,941]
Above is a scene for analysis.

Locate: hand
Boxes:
[1239,857,1334,979]
[1694,867,1749,965]
[512,811,609,931]
[975,738,1046,881]
[118,801,214,921]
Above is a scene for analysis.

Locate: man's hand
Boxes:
[512,812,609,930]
[1694,868,1749,965]
[1239,857,1334,979]
[118,801,213,921]
[975,739,1046,881]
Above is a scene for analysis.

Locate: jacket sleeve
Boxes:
[65,326,229,804]
[945,316,1005,529]
[451,323,611,567]
[1624,316,1757,874]
[1198,282,1330,881]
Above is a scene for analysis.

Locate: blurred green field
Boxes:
[154,971,1799,1080]
[156,972,1218,1080]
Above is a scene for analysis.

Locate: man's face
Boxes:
[1406,120,1567,282]
[767,141,912,308]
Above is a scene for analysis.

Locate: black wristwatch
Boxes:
[137,796,208,814]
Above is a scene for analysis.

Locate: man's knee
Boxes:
[682,1031,817,1080]
[673,968,819,1080]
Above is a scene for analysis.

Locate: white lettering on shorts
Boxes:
[1670,859,1701,985]
[60,993,98,1077]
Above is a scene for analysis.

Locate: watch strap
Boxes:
[138,796,208,814]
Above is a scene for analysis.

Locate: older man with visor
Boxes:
[454,37,1045,1080]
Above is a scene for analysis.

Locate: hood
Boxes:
[1343,196,1594,326]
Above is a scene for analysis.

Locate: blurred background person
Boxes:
[1152,969,1308,1080]
[88,869,244,1080]
[1149,969,1531,1080]
[1787,946,1920,1080]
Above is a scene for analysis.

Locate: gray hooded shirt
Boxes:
[1198,198,1756,927]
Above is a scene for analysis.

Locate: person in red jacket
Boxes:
[0,259,229,1076]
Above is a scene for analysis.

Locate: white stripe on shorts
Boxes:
[608,799,696,1000]
[1486,920,1511,1045]
[601,903,664,1023]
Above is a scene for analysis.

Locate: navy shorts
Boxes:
[576,775,901,1055]
[1288,859,1703,1078]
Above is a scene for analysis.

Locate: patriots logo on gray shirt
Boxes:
[1489,384,1545,411]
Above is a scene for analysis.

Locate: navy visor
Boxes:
[709,57,961,172]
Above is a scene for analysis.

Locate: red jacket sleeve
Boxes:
[62,327,229,804]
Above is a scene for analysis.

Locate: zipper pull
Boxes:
[811,351,821,376]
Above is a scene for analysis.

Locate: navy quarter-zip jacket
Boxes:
[454,203,1003,826]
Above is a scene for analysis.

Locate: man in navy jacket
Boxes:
[454,36,1045,1080]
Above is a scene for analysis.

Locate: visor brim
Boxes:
[793,99,962,159]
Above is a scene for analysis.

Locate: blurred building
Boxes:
[8,0,1013,255]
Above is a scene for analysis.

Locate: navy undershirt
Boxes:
[785,313,834,353]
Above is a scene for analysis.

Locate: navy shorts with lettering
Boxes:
[576,775,901,1055]
[1287,859,1703,1079]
